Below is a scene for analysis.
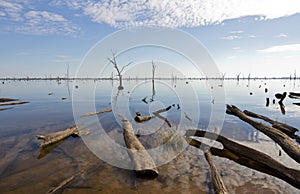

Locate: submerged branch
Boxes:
[80,108,112,117]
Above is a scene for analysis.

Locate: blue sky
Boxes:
[1,0,300,78]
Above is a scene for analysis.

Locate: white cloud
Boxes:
[52,0,300,28]
[248,35,257,38]
[51,54,80,63]
[257,44,300,53]
[15,10,79,35]
[229,30,244,34]
[276,33,288,38]
[220,35,241,40]
[0,0,24,21]
[227,56,237,59]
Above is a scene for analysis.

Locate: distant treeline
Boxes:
[0,76,299,81]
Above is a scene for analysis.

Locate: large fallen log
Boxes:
[204,150,228,194]
[226,105,300,163]
[122,118,158,178]
[37,126,79,147]
[243,110,298,138]
[185,130,300,189]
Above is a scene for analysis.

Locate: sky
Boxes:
[0,0,300,78]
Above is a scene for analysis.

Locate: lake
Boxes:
[0,79,300,193]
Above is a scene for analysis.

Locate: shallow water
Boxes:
[0,79,300,193]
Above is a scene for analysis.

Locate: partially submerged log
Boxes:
[0,107,12,111]
[243,110,298,137]
[80,108,112,117]
[185,130,300,189]
[278,92,287,104]
[134,112,153,123]
[226,105,300,163]
[0,98,17,102]
[289,92,300,99]
[204,151,228,194]
[37,126,79,147]
[0,101,29,106]
[122,118,158,178]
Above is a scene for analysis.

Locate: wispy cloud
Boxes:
[257,44,300,53]
[15,10,78,35]
[227,56,237,60]
[229,30,244,34]
[51,54,81,63]
[220,35,241,40]
[52,0,300,28]
[276,33,288,38]
[0,1,79,35]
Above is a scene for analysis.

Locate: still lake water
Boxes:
[0,79,300,193]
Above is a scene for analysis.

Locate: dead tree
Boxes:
[108,52,131,90]
[151,61,156,101]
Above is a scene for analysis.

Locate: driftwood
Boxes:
[0,98,17,102]
[0,101,29,106]
[226,105,300,163]
[0,107,12,111]
[184,112,192,122]
[134,112,153,123]
[80,108,112,117]
[47,171,83,194]
[122,118,158,178]
[37,126,79,147]
[289,92,300,99]
[204,151,228,194]
[243,110,298,137]
[153,106,172,127]
[185,130,300,189]
[293,102,300,106]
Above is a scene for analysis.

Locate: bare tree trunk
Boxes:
[226,105,300,163]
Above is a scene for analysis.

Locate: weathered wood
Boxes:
[47,176,75,194]
[0,98,18,102]
[184,112,192,122]
[185,130,300,189]
[243,110,298,138]
[0,107,12,111]
[153,106,172,127]
[289,92,300,99]
[0,101,29,106]
[226,105,300,163]
[279,92,287,104]
[134,115,153,123]
[204,151,228,194]
[80,108,112,117]
[37,126,79,147]
[122,118,158,178]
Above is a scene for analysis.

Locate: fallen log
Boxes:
[134,112,153,123]
[0,98,17,102]
[226,105,300,163]
[204,150,228,194]
[0,101,29,106]
[243,110,298,138]
[289,92,300,99]
[185,130,300,189]
[0,107,12,111]
[37,126,79,147]
[122,118,158,178]
[80,108,112,117]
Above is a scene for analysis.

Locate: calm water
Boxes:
[0,79,300,193]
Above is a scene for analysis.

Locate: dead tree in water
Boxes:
[151,61,156,101]
[108,51,131,90]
